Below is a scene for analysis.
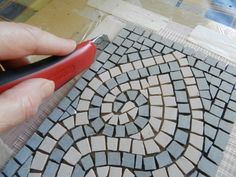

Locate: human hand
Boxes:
[0,22,76,132]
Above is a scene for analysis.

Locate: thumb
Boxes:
[0,79,55,132]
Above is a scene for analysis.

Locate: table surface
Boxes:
[1,0,236,48]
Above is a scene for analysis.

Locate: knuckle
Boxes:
[21,95,38,119]
[22,24,43,53]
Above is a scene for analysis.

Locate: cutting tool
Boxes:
[0,35,109,94]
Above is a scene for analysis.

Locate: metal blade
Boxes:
[91,34,110,50]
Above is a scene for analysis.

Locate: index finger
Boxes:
[0,22,76,61]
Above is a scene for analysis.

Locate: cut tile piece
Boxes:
[101,103,113,113]
[178,114,191,129]
[119,138,132,152]
[50,148,64,163]
[108,152,121,166]
[174,129,188,145]
[31,152,48,171]
[189,133,203,150]
[208,146,223,165]
[148,76,159,86]
[150,106,163,118]
[63,147,82,165]
[120,83,131,92]
[109,115,119,125]
[123,169,135,177]
[2,159,20,177]
[204,112,220,127]
[89,77,103,90]
[26,133,43,150]
[138,104,149,117]
[168,164,184,177]
[181,67,193,77]
[153,53,163,63]
[76,112,89,125]
[107,137,119,151]
[71,165,85,177]
[49,123,67,140]
[161,120,176,135]
[224,109,236,122]
[128,107,138,119]
[57,163,73,177]
[191,119,204,135]
[184,145,201,165]
[109,167,122,177]
[214,129,229,150]
[85,169,96,177]
[85,119,100,134]
[110,67,121,77]
[99,71,111,82]
[152,168,168,177]
[167,141,184,159]
[63,117,75,130]
[144,156,157,170]
[102,124,114,137]
[97,166,109,177]
[140,50,152,59]
[155,131,172,148]
[190,98,203,109]
[81,155,94,171]
[149,117,161,131]
[198,156,218,177]
[91,136,106,151]
[148,86,161,95]
[121,63,134,72]
[126,122,139,135]
[161,84,174,95]
[141,124,155,139]
[132,140,145,155]
[77,100,90,111]
[144,139,160,154]
[133,60,143,69]
[164,107,177,120]
[17,156,33,177]
[58,134,74,151]
[76,138,91,156]
[176,157,194,174]
[187,85,199,97]
[37,118,54,136]
[81,88,95,100]
[39,136,57,153]
[158,74,171,84]
[156,151,172,168]
[130,80,142,90]
[48,108,64,122]
[143,58,156,67]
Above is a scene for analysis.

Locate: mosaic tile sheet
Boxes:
[2,24,236,177]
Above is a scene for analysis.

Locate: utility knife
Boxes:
[0,35,109,93]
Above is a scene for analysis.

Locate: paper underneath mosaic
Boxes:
[2,24,236,177]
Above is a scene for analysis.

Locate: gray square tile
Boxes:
[167,141,184,159]
[197,156,217,177]
[122,153,135,168]
[156,151,172,168]
[108,152,121,166]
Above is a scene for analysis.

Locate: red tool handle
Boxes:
[0,40,96,94]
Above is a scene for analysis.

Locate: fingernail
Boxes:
[40,80,55,98]
[66,39,77,48]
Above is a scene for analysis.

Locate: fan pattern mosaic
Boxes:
[2,24,236,177]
